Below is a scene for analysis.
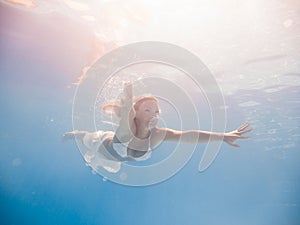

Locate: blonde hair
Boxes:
[102,95,159,119]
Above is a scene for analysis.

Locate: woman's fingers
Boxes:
[124,81,133,98]
[239,128,253,134]
[237,135,251,140]
[226,141,240,148]
[121,82,133,110]
[224,123,252,147]
[237,122,250,132]
[231,143,240,148]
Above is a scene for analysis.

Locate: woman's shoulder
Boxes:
[151,127,169,140]
[152,127,182,142]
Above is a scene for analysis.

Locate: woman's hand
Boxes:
[120,81,135,119]
[62,130,86,142]
[223,122,253,147]
[121,81,133,107]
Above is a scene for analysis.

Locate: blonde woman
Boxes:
[63,82,252,173]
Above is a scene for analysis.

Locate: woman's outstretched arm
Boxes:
[62,130,88,142]
[159,122,252,147]
[113,82,136,142]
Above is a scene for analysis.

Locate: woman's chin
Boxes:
[148,121,158,129]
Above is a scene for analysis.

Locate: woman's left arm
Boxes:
[62,130,88,142]
[222,122,252,147]
[159,122,252,147]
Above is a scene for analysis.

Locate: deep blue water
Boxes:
[1,2,300,225]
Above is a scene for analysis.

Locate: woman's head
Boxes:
[133,96,160,126]
[102,95,160,126]
[133,96,159,111]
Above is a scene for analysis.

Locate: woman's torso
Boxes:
[100,127,165,160]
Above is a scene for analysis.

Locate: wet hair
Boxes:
[102,95,159,119]
[132,96,159,111]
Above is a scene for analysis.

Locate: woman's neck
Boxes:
[134,119,151,139]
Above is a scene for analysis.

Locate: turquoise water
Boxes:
[1,1,300,225]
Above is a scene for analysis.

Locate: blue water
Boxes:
[1,2,300,225]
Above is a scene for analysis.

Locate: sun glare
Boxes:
[63,0,90,11]
[4,0,36,8]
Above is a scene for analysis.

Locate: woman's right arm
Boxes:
[114,82,136,142]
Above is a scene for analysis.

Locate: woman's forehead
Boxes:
[140,100,159,109]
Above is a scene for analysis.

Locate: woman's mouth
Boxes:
[149,117,158,126]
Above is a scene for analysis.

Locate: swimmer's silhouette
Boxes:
[63,82,252,173]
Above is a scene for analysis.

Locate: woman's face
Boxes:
[135,100,160,127]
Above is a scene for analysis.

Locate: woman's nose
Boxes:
[152,113,159,118]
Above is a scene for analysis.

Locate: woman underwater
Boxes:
[63,82,252,173]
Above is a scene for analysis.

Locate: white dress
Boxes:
[82,131,152,173]
[82,131,121,173]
